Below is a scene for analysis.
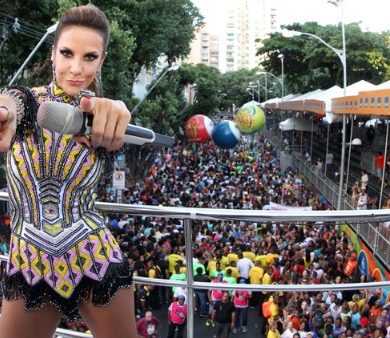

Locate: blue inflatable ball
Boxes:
[212,120,241,149]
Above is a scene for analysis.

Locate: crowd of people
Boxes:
[1,135,390,338]
[96,136,387,337]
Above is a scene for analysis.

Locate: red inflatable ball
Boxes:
[185,115,214,143]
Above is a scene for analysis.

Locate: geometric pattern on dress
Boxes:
[6,82,125,299]
[7,228,123,298]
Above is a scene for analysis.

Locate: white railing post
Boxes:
[184,218,194,338]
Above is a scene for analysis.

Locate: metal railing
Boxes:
[0,192,390,338]
[292,156,390,269]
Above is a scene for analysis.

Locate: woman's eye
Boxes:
[60,50,72,57]
[85,54,98,61]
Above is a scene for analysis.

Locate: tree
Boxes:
[0,0,204,180]
[257,22,390,94]
[124,63,222,179]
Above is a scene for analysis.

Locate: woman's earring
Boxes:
[52,63,56,82]
[97,69,103,94]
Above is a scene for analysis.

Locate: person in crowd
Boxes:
[325,152,334,177]
[211,291,236,338]
[268,320,282,338]
[76,127,389,336]
[232,280,251,333]
[282,320,297,338]
[209,272,228,306]
[375,152,385,179]
[236,252,254,283]
[0,5,135,338]
[194,267,210,318]
[146,258,162,310]
[366,125,375,144]
[167,294,187,338]
[356,188,369,210]
[248,260,264,307]
[360,170,369,190]
[170,263,187,295]
[136,311,160,338]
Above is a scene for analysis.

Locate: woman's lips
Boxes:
[67,80,84,86]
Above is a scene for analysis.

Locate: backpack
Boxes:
[312,309,323,329]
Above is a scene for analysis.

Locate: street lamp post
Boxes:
[249,81,261,101]
[281,1,346,209]
[132,64,180,113]
[9,22,58,85]
[278,54,285,101]
[256,71,283,99]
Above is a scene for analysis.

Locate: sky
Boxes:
[192,0,390,34]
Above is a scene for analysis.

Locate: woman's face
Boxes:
[52,26,105,96]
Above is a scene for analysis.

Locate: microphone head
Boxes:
[37,101,84,135]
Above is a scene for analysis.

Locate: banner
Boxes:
[267,202,312,211]
[339,223,390,304]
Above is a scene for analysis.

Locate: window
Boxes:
[377,97,382,108]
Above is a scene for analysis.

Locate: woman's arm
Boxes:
[0,92,19,151]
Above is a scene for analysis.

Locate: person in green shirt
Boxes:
[223,268,237,296]
[210,261,225,279]
[193,256,206,276]
[170,264,186,293]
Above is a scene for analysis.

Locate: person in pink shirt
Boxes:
[209,273,228,305]
[167,295,187,338]
[232,280,251,333]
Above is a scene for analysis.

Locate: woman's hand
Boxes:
[78,95,131,151]
[0,96,17,152]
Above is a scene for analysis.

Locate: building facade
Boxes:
[187,0,278,73]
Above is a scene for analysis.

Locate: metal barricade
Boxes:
[0,193,390,338]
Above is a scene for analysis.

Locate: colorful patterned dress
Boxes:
[2,82,132,319]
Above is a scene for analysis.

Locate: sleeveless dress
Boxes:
[2,82,132,319]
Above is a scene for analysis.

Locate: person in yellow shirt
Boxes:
[347,292,367,312]
[207,258,217,274]
[262,266,273,286]
[249,260,264,307]
[243,250,256,262]
[167,248,182,275]
[219,254,230,270]
[255,250,268,268]
[267,320,281,338]
[227,250,239,265]
[266,253,279,266]
[249,261,264,284]
[225,260,240,279]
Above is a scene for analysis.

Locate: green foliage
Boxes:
[0,0,204,180]
[257,22,390,93]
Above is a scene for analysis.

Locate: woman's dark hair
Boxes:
[54,5,110,96]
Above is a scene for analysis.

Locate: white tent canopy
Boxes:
[279,117,315,132]
[376,80,390,89]
[345,79,376,95]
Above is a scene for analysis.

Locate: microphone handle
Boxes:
[81,113,156,144]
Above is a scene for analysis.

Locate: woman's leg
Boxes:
[0,298,62,338]
[79,287,137,338]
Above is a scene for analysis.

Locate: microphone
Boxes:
[37,101,173,146]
